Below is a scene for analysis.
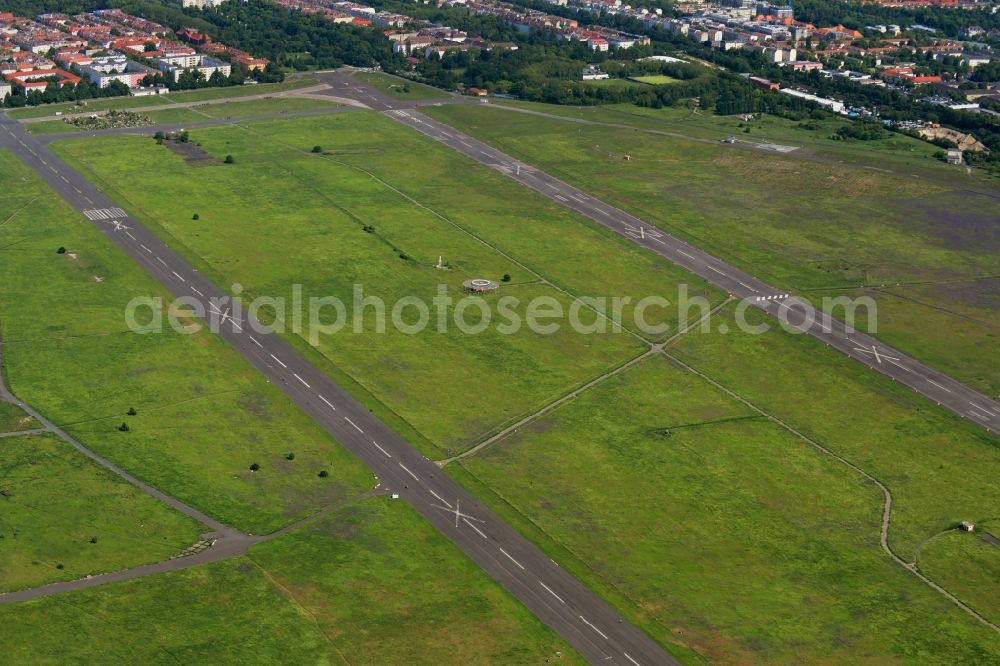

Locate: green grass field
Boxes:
[188,96,338,119]
[423,103,1000,396]
[629,75,679,85]
[0,403,39,432]
[918,521,1000,626]
[670,304,1000,558]
[0,497,583,664]
[456,352,1000,663]
[6,78,319,120]
[0,149,373,534]
[584,78,643,88]
[0,433,202,593]
[354,71,450,100]
[25,98,340,135]
[247,497,583,664]
[51,112,725,457]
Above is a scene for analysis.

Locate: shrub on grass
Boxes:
[224,155,235,164]
[249,462,260,472]
[118,422,129,432]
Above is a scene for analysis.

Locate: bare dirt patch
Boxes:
[163,140,218,166]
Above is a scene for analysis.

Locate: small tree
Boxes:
[118,422,129,432]
[127,407,137,416]
[224,155,235,164]
[57,247,67,254]
[312,145,322,153]
[285,452,295,461]
[153,131,165,141]
[318,470,329,478]
[192,213,200,220]
[249,462,260,472]
[501,273,511,282]
[89,536,98,544]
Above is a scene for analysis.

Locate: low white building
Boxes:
[0,81,11,102]
[153,55,231,83]
[582,65,609,80]
[181,0,227,7]
[779,88,845,114]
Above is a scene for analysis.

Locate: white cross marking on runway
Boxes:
[431,499,485,529]
[209,302,242,330]
[850,342,900,366]
[104,219,131,232]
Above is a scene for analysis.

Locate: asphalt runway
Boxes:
[0,112,674,666]
[314,71,1000,435]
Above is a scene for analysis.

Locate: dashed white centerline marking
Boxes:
[172,271,185,282]
[155,257,167,266]
[429,489,451,507]
[677,249,695,260]
[579,616,609,640]
[293,373,310,388]
[539,581,564,604]
[707,265,726,276]
[270,354,287,368]
[191,287,204,297]
[372,441,391,457]
[498,546,525,570]
[125,231,136,240]
[554,194,568,202]
[140,244,151,253]
[970,402,999,416]
[345,417,364,433]
[925,378,952,393]
[318,394,335,410]
[464,518,488,539]
[398,462,418,481]
[624,653,642,666]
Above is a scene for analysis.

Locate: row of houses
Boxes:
[272,0,516,62]
[1,8,269,98]
[452,0,649,51]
